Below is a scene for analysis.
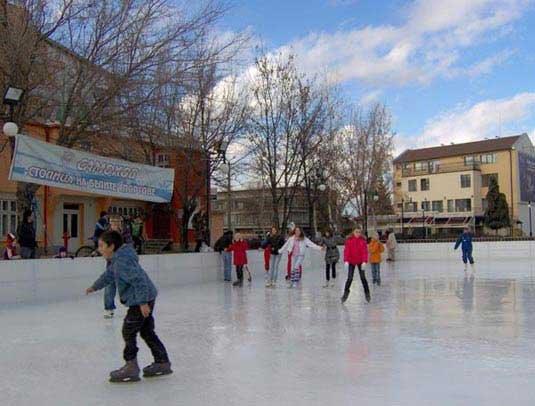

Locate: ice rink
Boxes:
[2,258,535,406]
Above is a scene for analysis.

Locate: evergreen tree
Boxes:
[484,176,510,231]
[370,177,395,215]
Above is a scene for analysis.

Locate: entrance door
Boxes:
[152,205,171,239]
[63,204,81,251]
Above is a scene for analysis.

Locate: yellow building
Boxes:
[393,134,535,236]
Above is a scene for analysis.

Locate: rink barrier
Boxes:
[2,241,535,306]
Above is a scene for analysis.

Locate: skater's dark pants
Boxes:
[462,249,474,264]
[325,263,336,281]
[122,300,169,363]
[344,264,370,298]
[236,265,244,281]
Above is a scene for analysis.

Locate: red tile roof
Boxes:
[394,135,523,163]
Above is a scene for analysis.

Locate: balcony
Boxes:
[402,163,480,177]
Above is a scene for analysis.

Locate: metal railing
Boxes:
[402,162,481,177]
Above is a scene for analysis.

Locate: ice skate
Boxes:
[232,280,243,287]
[143,362,173,378]
[104,310,114,319]
[323,281,330,288]
[109,359,140,383]
[265,281,272,288]
[341,291,349,303]
[365,290,371,303]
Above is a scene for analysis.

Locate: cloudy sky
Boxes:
[220,0,535,155]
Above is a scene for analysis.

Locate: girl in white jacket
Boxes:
[280,227,323,288]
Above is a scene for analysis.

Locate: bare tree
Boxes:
[331,103,395,226]
[247,52,336,231]
[1,0,231,214]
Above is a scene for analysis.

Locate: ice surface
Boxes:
[2,258,535,406]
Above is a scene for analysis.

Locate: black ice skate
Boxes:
[143,362,173,378]
[109,359,140,383]
[341,291,349,304]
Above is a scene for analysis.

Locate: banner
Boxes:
[519,152,535,202]
[9,134,175,203]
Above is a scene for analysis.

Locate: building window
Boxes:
[482,173,499,187]
[460,174,471,188]
[420,178,430,191]
[421,200,430,211]
[0,199,18,237]
[429,160,440,173]
[480,153,496,164]
[109,206,143,218]
[414,161,426,172]
[432,200,443,212]
[408,179,417,192]
[405,202,417,212]
[155,153,170,168]
[447,200,455,213]
[455,199,472,212]
[464,156,475,165]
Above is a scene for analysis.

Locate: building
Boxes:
[0,122,208,253]
[392,134,535,236]
[212,186,331,238]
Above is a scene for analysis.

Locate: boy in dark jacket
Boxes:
[214,230,233,281]
[86,231,171,383]
[454,226,475,271]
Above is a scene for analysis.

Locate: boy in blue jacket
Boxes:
[86,230,172,383]
[454,226,475,271]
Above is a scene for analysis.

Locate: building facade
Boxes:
[0,122,207,253]
[213,186,330,238]
[393,134,535,236]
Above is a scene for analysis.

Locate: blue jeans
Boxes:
[371,263,381,284]
[462,249,474,264]
[104,281,116,311]
[222,252,232,281]
[269,254,282,283]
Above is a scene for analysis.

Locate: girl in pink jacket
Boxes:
[341,227,370,303]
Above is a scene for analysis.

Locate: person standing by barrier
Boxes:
[385,229,397,262]
[3,233,20,260]
[341,227,370,304]
[455,226,475,272]
[17,210,37,259]
[215,231,234,282]
[320,229,340,288]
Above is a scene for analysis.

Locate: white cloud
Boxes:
[360,90,383,106]
[282,0,529,87]
[407,92,535,149]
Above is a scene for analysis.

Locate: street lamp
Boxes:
[364,189,379,237]
[529,201,533,238]
[205,138,229,245]
[422,198,428,239]
[3,86,24,121]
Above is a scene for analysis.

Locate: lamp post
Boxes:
[2,86,24,157]
[529,201,533,238]
[221,162,232,232]
[422,198,428,239]
[205,139,229,245]
[364,189,378,237]
[401,198,405,238]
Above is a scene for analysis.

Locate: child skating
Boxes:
[320,229,340,287]
[228,233,249,287]
[454,226,475,272]
[265,226,286,288]
[279,226,323,288]
[341,227,370,303]
[368,232,384,286]
[86,230,172,383]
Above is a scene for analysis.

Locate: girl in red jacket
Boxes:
[228,233,249,287]
[342,227,370,304]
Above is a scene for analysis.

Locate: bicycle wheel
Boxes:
[75,245,95,257]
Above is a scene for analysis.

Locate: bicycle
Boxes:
[75,238,101,257]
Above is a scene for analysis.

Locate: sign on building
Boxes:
[519,152,535,202]
[9,134,175,203]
